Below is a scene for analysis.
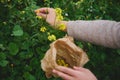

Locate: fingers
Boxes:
[35,8,48,14]
[35,8,55,20]
[36,13,47,19]
[55,66,78,76]
[53,69,73,80]
[35,8,55,14]
[53,66,97,80]
[73,66,88,72]
[35,8,48,19]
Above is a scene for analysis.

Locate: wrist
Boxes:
[54,21,67,31]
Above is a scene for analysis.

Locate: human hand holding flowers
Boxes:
[35,8,67,31]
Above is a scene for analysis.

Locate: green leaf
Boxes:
[0,60,9,67]
[24,65,32,72]
[0,44,5,50]
[19,52,27,59]
[75,41,83,48]
[12,25,23,36]
[22,41,30,50]
[23,72,36,80]
[8,42,19,55]
[19,51,33,59]
[117,49,120,55]
[30,58,39,68]
[0,52,6,60]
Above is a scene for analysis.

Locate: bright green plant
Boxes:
[0,0,120,80]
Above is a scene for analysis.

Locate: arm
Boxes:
[35,8,120,48]
[67,20,120,48]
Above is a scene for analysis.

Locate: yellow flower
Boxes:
[11,64,14,67]
[55,8,63,21]
[86,16,89,19]
[40,27,47,32]
[8,0,10,2]
[3,22,7,25]
[44,0,47,2]
[48,34,56,41]
[35,9,40,13]
[58,23,66,31]
[57,59,68,67]
[55,8,62,14]
[56,15,63,21]
[21,11,25,14]
[80,0,84,3]
[47,32,50,35]
[95,16,99,19]
[36,16,42,19]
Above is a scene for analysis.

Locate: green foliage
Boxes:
[8,42,19,55]
[12,25,23,36]
[0,60,9,67]
[0,0,120,80]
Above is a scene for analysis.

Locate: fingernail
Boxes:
[73,66,77,68]
[52,69,56,73]
[35,10,40,13]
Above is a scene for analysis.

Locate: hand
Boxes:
[53,66,97,80]
[35,8,56,26]
[35,7,67,31]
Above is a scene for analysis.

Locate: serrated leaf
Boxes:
[8,42,19,55]
[0,60,9,67]
[12,25,23,36]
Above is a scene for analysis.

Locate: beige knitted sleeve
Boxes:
[67,20,120,48]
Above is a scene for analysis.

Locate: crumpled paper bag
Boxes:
[41,36,89,78]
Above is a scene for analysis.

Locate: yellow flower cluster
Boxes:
[58,23,66,31]
[55,8,66,31]
[55,8,63,21]
[36,16,42,19]
[40,27,47,32]
[57,59,68,67]
[48,34,56,41]
[39,26,56,41]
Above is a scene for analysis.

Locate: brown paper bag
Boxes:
[41,36,89,78]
